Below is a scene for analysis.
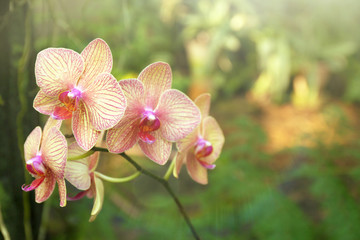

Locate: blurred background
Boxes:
[2,0,360,239]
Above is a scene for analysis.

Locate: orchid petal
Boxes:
[156,89,201,142]
[89,177,104,222]
[138,131,172,165]
[67,190,88,201]
[106,116,140,153]
[22,177,45,192]
[57,178,67,207]
[138,62,172,109]
[201,116,225,164]
[43,117,62,135]
[194,93,211,119]
[35,174,56,203]
[186,152,208,185]
[173,152,187,178]
[41,127,67,179]
[106,79,146,153]
[72,105,101,151]
[81,73,126,130]
[35,48,84,96]
[67,141,87,158]
[24,126,41,161]
[65,158,91,191]
[88,152,100,172]
[79,38,112,88]
[33,90,61,116]
[176,127,199,152]
[118,79,146,116]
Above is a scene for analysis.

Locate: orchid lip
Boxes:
[198,160,216,170]
[55,87,83,119]
[194,138,215,169]
[26,154,46,176]
[138,109,161,143]
[195,138,213,159]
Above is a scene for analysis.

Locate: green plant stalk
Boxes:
[67,150,95,161]
[95,171,140,183]
[163,158,176,181]
[16,3,33,240]
[0,203,10,240]
[92,147,201,240]
[37,199,51,240]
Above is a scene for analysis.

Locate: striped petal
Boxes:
[72,105,101,151]
[43,117,62,135]
[33,90,61,116]
[176,126,199,152]
[186,152,208,185]
[106,79,145,153]
[89,177,104,222]
[67,141,86,158]
[81,73,126,130]
[57,178,67,207]
[195,93,211,119]
[89,152,100,172]
[106,116,140,153]
[24,126,41,161]
[79,38,112,88]
[35,48,84,96]
[138,62,172,109]
[35,174,56,203]
[201,116,225,164]
[138,131,172,165]
[156,89,201,142]
[41,127,67,179]
[65,158,91,191]
[118,79,146,116]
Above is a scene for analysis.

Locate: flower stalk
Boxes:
[94,171,140,183]
[163,159,176,181]
[92,147,201,240]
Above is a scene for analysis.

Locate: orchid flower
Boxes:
[65,142,104,221]
[173,93,225,184]
[33,38,126,151]
[106,62,201,164]
[22,118,67,207]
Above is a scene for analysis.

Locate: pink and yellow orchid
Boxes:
[65,142,104,221]
[22,118,68,207]
[106,62,201,164]
[173,93,225,184]
[33,38,126,151]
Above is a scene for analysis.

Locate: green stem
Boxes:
[95,171,140,183]
[163,158,176,181]
[16,3,33,240]
[37,199,51,240]
[0,203,10,240]
[92,147,200,240]
[67,150,95,161]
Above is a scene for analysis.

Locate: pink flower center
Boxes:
[26,154,46,177]
[22,154,47,192]
[52,88,82,120]
[138,109,161,144]
[195,138,215,169]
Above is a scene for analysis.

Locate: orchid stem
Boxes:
[95,171,140,183]
[67,150,95,161]
[163,159,176,181]
[37,199,51,240]
[0,203,10,240]
[91,147,201,240]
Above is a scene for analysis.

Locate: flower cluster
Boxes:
[22,38,224,220]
